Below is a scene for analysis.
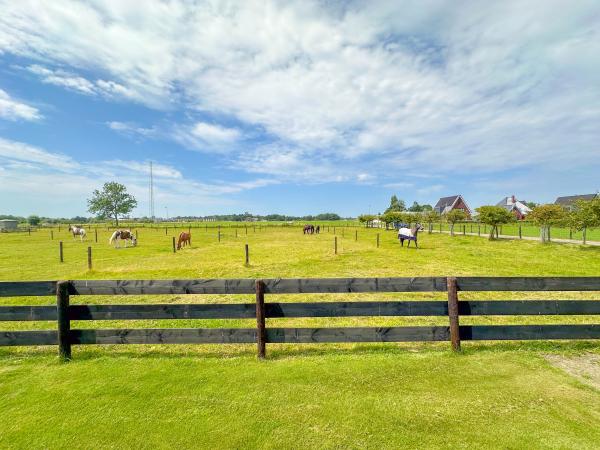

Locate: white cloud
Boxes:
[0,0,599,183]
[25,65,137,100]
[0,88,42,121]
[107,121,157,138]
[171,122,241,152]
[0,138,78,171]
[104,160,182,179]
[0,137,275,216]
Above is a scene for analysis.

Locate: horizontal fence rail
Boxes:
[1,277,599,359]
[3,277,600,297]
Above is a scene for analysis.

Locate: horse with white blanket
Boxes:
[398,224,424,248]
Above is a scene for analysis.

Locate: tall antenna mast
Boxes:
[149,161,155,221]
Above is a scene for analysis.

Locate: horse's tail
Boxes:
[109,231,118,244]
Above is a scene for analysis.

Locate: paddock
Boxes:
[1,224,600,448]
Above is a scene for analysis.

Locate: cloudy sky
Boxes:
[0,0,599,217]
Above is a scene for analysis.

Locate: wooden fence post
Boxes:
[218,231,221,242]
[172,236,176,253]
[245,244,249,265]
[135,230,138,239]
[447,277,461,352]
[334,236,338,254]
[478,224,481,236]
[165,227,167,235]
[28,227,31,235]
[95,228,98,243]
[59,241,64,263]
[235,228,238,238]
[376,233,380,248]
[56,281,71,361]
[439,223,442,233]
[355,230,358,241]
[255,280,266,359]
[463,225,466,235]
[569,229,572,240]
[51,230,54,240]
[583,227,587,245]
[519,225,522,239]
[548,226,551,242]
[87,246,92,270]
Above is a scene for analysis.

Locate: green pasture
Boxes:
[1,226,599,448]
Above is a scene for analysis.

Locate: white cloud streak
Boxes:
[0,88,42,121]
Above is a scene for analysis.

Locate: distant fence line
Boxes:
[1,277,599,359]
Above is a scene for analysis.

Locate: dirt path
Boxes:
[432,230,600,246]
[545,353,600,390]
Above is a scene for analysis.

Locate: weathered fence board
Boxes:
[67,277,448,295]
[265,326,450,343]
[0,305,57,321]
[71,328,257,344]
[69,279,257,295]
[4,278,600,297]
[2,300,600,322]
[462,324,600,340]
[459,300,600,315]
[456,277,600,291]
[0,330,57,346]
[0,281,56,297]
[69,304,256,320]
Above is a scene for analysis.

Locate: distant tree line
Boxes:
[172,212,347,222]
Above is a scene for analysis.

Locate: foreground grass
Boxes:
[1,346,600,449]
[1,226,600,448]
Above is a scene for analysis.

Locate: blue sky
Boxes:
[0,0,599,218]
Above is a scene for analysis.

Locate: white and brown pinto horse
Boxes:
[68,225,87,241]
[109,230,137,248]
[398,224,424,248]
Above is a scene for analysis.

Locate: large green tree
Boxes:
[475,206,515,240]
[445,209,467,236]
[385,195,406,213]
[87,182,137,226]
[423,210,441,234]
[568,199,600,244]
[529,204,567,243]
[27,215,41,226]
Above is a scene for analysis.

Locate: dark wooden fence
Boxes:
[1,277,600,359]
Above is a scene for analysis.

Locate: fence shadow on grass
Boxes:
[1,340,599,363]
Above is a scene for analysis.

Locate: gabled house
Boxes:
[555,193,599,211]
[496,195,532,220]
[434,195,472,218]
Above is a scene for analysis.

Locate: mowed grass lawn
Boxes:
[1,226,600,449]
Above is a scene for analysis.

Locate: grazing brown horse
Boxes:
[177,232,191,250]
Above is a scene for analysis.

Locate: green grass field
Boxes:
[1,226,600,448]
